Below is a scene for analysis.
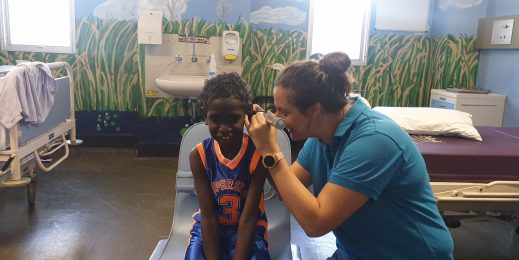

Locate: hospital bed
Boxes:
[149,122,295,259]
[0,62,81,206]
[413,127,519,233]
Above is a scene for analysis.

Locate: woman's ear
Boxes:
[306,103,321,118]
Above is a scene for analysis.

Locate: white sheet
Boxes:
[0,67,23,151]
[0,67,23,129]
[0,127,7,150]
[15,62,57,123]
[0,62,57,150]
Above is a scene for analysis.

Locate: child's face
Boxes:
[205,97,246,147]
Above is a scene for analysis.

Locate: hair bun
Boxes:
[319,52,351,75]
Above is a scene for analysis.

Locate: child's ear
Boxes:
[200,106,208,124]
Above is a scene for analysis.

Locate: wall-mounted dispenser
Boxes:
[476,14,519,49]
[138,10,163,44]
[222,31,240,61]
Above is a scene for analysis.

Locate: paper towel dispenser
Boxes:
[138,10,163,45]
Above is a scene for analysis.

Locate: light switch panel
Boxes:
[491,19,514,45]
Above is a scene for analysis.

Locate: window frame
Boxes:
[0,0,76,53]
[307,0,371,66]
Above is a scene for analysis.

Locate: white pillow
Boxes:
[372,107,482,141]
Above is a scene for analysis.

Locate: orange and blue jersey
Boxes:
[185,134,270,260]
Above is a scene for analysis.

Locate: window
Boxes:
[308,1,371,66]
[0,0,76,53]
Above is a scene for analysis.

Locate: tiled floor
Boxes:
[0,148,176,260]
[1,148,518,259]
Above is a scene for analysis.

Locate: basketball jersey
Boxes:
[194,134,268,230]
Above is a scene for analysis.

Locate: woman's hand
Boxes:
[244,104,280,154]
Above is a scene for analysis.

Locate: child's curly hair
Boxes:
[199,72,251,112]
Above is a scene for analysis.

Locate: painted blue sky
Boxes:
[75,0,309,30]
[183,0,251,23]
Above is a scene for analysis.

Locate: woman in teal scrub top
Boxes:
[245,52,454,259]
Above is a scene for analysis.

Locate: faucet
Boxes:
[175,54,183,64]
[186,33,198,63]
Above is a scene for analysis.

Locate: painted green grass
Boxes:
[0,18,144,114]
[352,33,478,107]
[426,34,479,102]
[243,28,307,98]
[0,18,479,116]
[75,18,144,113]
[352,32,430,107]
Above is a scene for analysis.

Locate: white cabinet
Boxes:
[430,89,506,127]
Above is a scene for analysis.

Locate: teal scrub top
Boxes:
[296,99,454,259]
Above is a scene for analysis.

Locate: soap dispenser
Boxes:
[208,54,217,78]
[222,31,240,61]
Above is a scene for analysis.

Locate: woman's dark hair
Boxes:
[275,52,352,113]
[199,72,251,112]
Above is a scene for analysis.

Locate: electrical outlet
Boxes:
[491,19,514,45]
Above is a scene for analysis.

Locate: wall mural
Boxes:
[250,6,307,26]
[353,33,479,108]
[93,0,190,21]
[439,0,485,11]
[0,1,479,118]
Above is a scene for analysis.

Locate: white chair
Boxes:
[150,122,293,259]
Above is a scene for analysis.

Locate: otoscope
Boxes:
[247,106,286,130]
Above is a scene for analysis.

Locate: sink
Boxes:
[155,75,208,98]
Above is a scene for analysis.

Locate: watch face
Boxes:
[263,155,276,167]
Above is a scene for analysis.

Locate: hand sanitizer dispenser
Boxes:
[222,31,240,61]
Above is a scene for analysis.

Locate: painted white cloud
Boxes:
[93,0,188,21]
[250,6,307,26]
[93,0,139,20]
[439,0,484,11]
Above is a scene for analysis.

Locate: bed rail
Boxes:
[47,61,81,146]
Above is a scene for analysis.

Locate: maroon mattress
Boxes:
[412,127,519,182]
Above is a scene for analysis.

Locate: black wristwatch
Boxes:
[262,152,284,169]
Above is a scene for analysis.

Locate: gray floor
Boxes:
[0,148,176,260]
[1,148,518,260]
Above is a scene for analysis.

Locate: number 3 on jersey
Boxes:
[218,194,240,225]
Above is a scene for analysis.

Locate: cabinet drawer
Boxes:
[430,93,456,104]
[431,99,455,109]
[458,97,503,107]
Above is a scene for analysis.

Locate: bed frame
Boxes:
[413,127,519,234]
[0,62,81,206]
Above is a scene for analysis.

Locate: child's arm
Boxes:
[234,163,268,260]
[190,149,220,260]
[265,172,283,201]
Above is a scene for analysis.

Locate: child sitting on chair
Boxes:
[185,72,270,260]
